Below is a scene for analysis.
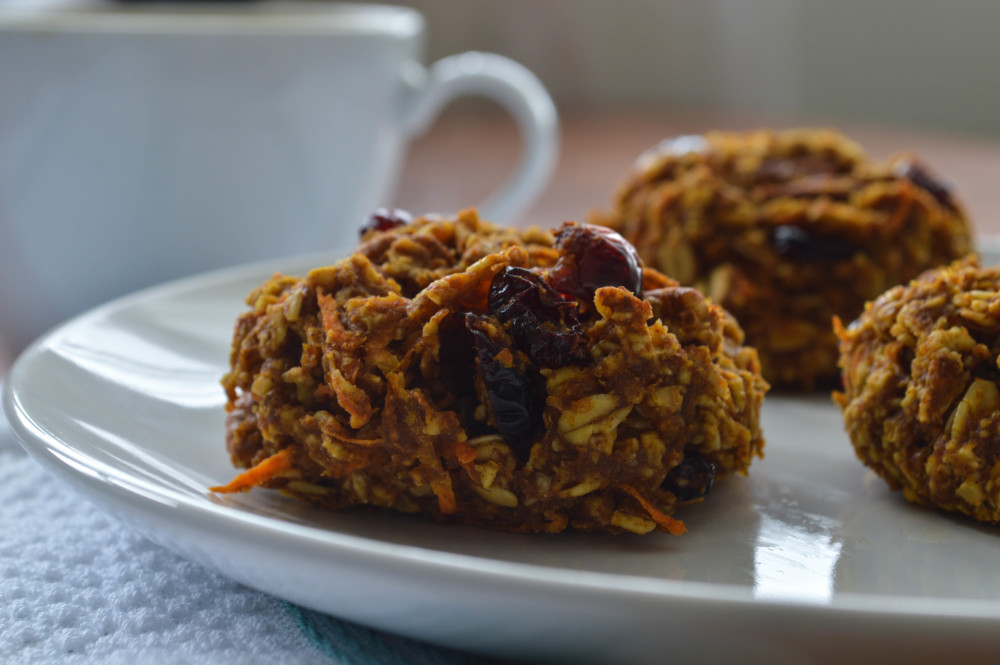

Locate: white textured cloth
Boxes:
[0,407,327,664]
[0,385,496,665]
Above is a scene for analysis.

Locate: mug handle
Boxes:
[399,52,559,224]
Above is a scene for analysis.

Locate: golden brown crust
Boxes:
[217,211,768,534]
[836,257,1000,523]
[598,128,973,389]
[355,207,560,297]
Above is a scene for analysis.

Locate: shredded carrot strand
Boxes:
[453,441,478,465]
[622,485,687,536]
[210,448,293,494]
[431,475,457,515]
[317,292,339,335]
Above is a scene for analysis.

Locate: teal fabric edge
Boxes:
[284,602,499,665]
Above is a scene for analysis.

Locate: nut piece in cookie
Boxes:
[836,257,1000,524]
[213,210,768,535]
[597,128,972,389]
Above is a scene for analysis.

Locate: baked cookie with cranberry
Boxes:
[214,213,767,535]
[597,128,972,389]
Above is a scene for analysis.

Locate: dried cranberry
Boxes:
[488,266,587,367]
[466,315,541,456]
[548,223,643,301]
[772,225,858,262]
[663,457,716,501]
[359,207,413,237]
[897,161,955,210]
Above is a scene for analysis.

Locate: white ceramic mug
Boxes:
[0,2,558,354]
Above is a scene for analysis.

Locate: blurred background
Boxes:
[2,0,999,258]
[375,0,1000,136]
[363,0,1000,232]
[338,0,1000,231]
[6,0,997,135]
[2,0,999,364]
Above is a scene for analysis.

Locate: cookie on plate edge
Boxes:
[836,256,1000,524]
[213,209,768,535]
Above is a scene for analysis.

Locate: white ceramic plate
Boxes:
[6,245,1000,665]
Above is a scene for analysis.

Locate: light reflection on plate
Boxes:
[4,245,1000,665]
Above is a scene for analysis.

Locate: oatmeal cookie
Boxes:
[597,128,972,389]
[213,212,768,535]
[835,257,1000,524]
